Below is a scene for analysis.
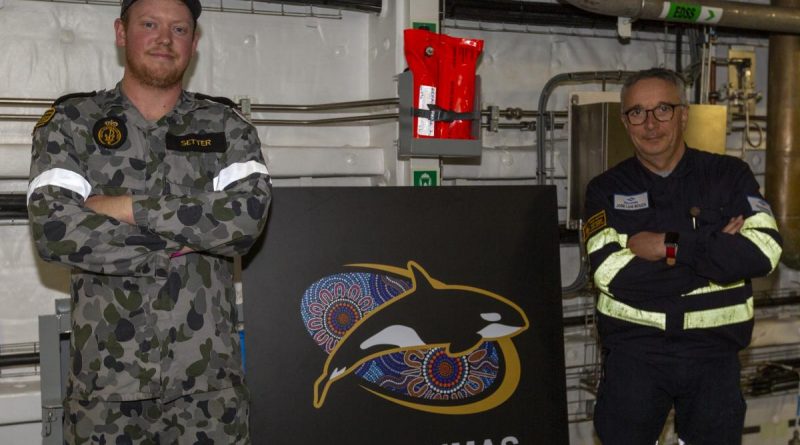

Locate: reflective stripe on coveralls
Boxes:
[597,292,667,330]
[589,228,755,330]
[739,212,782,272]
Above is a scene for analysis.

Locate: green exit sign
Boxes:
[413,170,439,187]
[412,22,437,33]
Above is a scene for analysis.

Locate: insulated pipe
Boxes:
[0,352,39,368]
[563,0,800,35]
[766,0,800,269]
[0,194,27,220]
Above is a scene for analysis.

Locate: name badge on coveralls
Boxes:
[614,192,649,210]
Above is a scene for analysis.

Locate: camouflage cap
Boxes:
[120,0,202,22]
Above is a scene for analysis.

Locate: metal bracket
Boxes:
[488,105,500,132]
[397,71,483,158]
[617,16,633,40]
[412,104,476,122]
[41,406,63,438]
[39,298,71,444]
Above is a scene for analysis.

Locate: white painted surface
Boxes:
[0,1,798,443]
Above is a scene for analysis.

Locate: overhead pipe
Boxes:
[537,70,634,185]
[766,0,800,269]
[565,1,800,269]
[563,0,800,35]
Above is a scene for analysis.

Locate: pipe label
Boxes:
[660,2,722,24]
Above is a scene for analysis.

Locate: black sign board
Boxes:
[242,186,568,445]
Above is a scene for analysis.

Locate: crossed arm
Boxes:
[84,195,195,255]
[627,215,744,261]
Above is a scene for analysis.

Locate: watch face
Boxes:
[665,231,680,245]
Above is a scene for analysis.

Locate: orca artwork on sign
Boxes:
[242,186,568,445]
[309,260,529,413]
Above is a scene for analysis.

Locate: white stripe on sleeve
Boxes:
[27,168,92,203]
[213,160,270,191]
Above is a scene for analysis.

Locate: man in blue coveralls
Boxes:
[585,67,782,445]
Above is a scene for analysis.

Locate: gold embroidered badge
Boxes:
[583,210,607,241]
[92,117,127,149]
[33,107,56,132]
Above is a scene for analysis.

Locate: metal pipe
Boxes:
[537,71,634,295]
[766,0,800,269]
[0,98,52,106]
[250,113,398,126]
[1,96,572,129]
[537,70,634,185]
[0,113,401,126]
[0,114,38,122]
[250,97,397,112]
[0,352,39,368]
[563,0,800,34]
[0,97,399,113]
[0,194,27,220]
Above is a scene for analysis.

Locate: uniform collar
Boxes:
[103,83,201,129]
[635,144,695,180]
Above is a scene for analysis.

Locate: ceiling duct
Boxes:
[562,0,800,34]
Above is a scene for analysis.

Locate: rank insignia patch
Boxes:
[33,107,56,132]
[583,210,607,241]
[93,116,127,149]
[747,196,773,216]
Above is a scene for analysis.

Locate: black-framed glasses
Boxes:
[623,103,686,125]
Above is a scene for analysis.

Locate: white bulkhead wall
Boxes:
[1,0,798,443]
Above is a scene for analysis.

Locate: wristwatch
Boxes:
[665,232,679,266]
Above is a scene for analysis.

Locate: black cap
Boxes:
[120,0,202,22]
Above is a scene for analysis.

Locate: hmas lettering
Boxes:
[442,437,519,445]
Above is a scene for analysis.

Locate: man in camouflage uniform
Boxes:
[27,0,271,442]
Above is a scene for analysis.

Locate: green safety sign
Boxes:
[413,170,439,187]
[661,2,722,24]
[412,22,437,33]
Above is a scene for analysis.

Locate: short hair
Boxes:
[621,68,688,106]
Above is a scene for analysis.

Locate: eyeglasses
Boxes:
[623,103,686,126]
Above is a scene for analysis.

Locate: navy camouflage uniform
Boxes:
[584,147,782,445]
[28,84,271,444]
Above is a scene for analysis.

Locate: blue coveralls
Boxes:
[584,147,783,445]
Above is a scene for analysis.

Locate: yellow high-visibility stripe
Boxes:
[597,293,666,330]
[586,227,628,255]
[683,297,754,329]
[597,293,753,331]
[589,227,634,307]
[593,249,635,294]
[740,213,782,272]
[682,280,745,297]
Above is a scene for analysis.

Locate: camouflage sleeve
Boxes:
[28,108,178,276]
[131,110,271,257]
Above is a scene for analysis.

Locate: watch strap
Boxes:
[665,231,679,266]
